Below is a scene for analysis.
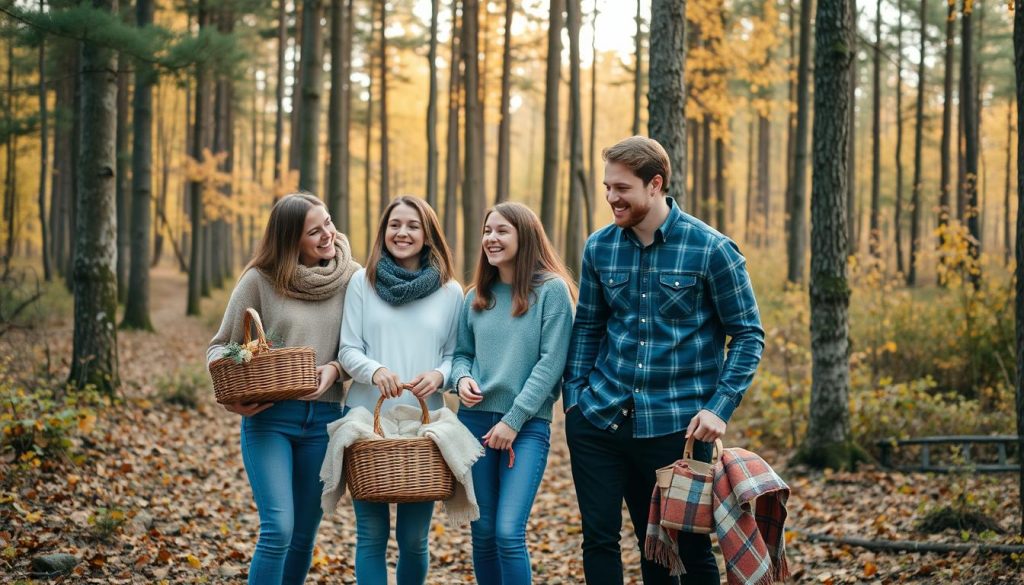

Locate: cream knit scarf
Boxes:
[286,234,361,301]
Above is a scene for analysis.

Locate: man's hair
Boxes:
[601,136,672,189]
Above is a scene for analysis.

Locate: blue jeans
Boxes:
[458,409,551,585]
[240,400,343,585]
[352,499,434,585]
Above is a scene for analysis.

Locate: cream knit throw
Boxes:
[285,235,361,301]
[320,404,485,526]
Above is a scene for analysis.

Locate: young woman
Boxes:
[207,192,361,585]
[451,202,578,585]
[338,195,463,585]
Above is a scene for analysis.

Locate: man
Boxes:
[563,136,764,584]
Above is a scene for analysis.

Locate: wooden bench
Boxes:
[876,435,1021,473]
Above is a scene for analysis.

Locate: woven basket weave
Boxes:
[209,308,318,404]
[344,395,456,503]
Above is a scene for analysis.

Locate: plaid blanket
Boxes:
[645,448,790,584]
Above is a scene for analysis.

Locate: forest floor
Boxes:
[1,268,1023,584]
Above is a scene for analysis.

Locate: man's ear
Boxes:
[649,174,664,196]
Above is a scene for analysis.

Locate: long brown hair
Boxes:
[244,192,326,292]
[471,202,578,317]
[365,195,456,287]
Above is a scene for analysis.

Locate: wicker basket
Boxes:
[344,395,456,503]
[209,308,318,404]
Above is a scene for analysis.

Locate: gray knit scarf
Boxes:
[285,234,361,301]
[373,250,442,306]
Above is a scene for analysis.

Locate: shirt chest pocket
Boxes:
[599,272,631,313]
[658,273,701,319]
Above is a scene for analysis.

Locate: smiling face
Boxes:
[384,203,426,270]
[603,160,663,230]
[482,211,519,274]
[297,204,337,266]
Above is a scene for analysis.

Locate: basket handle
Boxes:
[683,434,724,466]
[372,392,431,437]
[241,308,270,351]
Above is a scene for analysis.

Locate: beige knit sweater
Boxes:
[207,268,354,403]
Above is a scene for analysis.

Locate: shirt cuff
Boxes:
[501,405,532,432]
[704,392,738,423]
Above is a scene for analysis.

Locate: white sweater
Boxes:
[339,269,463,414]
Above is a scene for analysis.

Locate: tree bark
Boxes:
[541,0,563,236]
[37,0,50,280]
[787,0,812,284]
[3,39,15,271]
[426,0,440,208]
[565,0,585,274]
[869,0,881,260]
[587,1,597,236]
[363,8,376,254]
[745,116,754,242]
[379,0,390,215]
[495,0,514,203]
[847,39,858,254]
[715,135,726,232]
[187,1,212,316]
[757,114,770,246]
[907,0,927,286]
[51,59,72,278]
[70,0,120,395]
[328,0,351,228]
[462,0,485,281]
[1006,100,1014,268]
[938,0,955,280]
[648,0,687,206]
[289,3,303,173]
[691,117,701,217]
[799,0,860,469]
[444,0,461,268]
[633,0,643,136]
[1013,0,1024,536]
[298,0,324,194]
[894,0,905,275]
[702,116,713,225]
[784,0,797,245]
[115,57,130,303]
[273,0,286,184]
[961,0,979,284]
[122,0,155,331]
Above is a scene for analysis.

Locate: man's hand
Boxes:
[685,409,726,442]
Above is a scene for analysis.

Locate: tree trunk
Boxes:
[633,0,643,136]
[798,0,861,469]
[379,0,390,215]
[961,0,980,284]
[847,40,858,254]
[784,0,797,245]
[869,0,881,260]
[648,0,687,206]
[541,0,563,237]
[894,0,905,275]
[70,0,120,395]
[152,84,173,267]
[462,0,484,281]
[787,0,812,284]
[587,0,597,236]
[1006,100,1014,268]
[289,3,304,173]
[691,117,702,217]
[444,0,461,268]
[4,39,15,271]
[115,58,130,303]
[565,0,584,274]
[907,0,927,287]
[273,0,286,184]
[298,0,323,194]
[363,9,376,255]
[51,60,72,278]
[122,0,155,331]
[745,115,754,242]
[495,0,514,203]
[1013,0,1024,536]
[426,0,440,208]
[187,2,212,316]
[715,135,726,232]
[938,0,955,280]
[757,114,771,246]
[328,0,351,228]
[37,0,50,281]
[702,116,713,225]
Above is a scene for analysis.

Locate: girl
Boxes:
[451,201,577,585]
[338,195,463,585]
[208,192,361,585]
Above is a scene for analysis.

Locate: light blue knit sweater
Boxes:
[450,278,574,431]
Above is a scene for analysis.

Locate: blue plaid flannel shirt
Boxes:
[563,197,765,438]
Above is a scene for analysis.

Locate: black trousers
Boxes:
[565,407,720,585]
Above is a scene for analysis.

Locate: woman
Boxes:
[451,202,577,585]
[339,195,463,585]
[207,192,361,585]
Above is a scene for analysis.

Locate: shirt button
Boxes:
[640,341,646,346]
[641,318,646,323]
[641,293,647,298]
[634,388,640,393]
[675,281,680,286]
[638,363,643,369]
[610,424,619,431]
[608,278,614,284]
